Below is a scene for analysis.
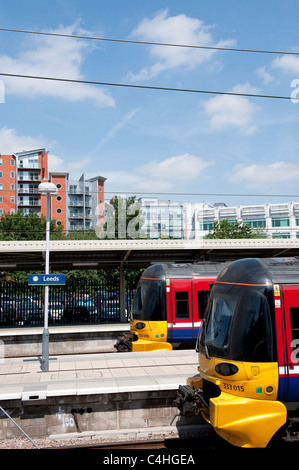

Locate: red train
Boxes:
[115,261,228,352]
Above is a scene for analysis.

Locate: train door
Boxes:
[278,285,299,401]
[168,280,192,343]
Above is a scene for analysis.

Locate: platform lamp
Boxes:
[38,182,58,371]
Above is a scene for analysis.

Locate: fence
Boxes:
[0,278,137,327]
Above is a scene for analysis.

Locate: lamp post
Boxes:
[38,182,58,371]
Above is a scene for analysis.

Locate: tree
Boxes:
[66,228,98,240]
[204,219,268,239]
[0,212,65,241]
[100,195,146,239]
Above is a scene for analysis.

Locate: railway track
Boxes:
[54,438,166,450]
[52,435,231,450]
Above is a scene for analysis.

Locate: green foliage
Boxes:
[103,195,146,239]
[0,212,64,241]
[204,219,268,239]
[66,229,98,240]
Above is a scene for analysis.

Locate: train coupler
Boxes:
[114,335,132,352]
[173,384,209,417]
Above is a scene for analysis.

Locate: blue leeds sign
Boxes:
[28,274,66,286]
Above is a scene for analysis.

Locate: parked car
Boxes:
[63,305,90,323]
[48,302,64,323]
[0,296,17,324]
[17,300,42,324]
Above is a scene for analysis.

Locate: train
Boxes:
[115,261,228,352]
[174,257,299,448]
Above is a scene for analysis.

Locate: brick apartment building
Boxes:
[0,148,106,233]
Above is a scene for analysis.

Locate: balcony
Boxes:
[18,200,41,207]
[18,187,39,194]
[18,174,41,182]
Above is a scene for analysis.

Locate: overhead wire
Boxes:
[0,26,298,101]
[0,72,296,101]
[0,27,298,56]
[0,26,298,219]
[1,188,299,198]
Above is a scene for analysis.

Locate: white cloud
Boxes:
[102,153,213,192]
[0,126,89,174]
[256,66,274,84]
[0,126,50,153]
[228,161,299,189]
[136,154,212,180]
[0,22,115,107]
[203,83,260,134]
[127,10,235,81]
[272,54,299,74]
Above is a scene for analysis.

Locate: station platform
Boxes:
[0,349,200,441]
[0,349,198,401]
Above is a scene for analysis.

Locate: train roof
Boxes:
[217,257,299,286]
[140,262,230,280]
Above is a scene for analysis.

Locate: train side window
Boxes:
[198,291,210,317]
[175,291,189,319]
[290,307,299,341]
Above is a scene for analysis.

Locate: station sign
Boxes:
[28,274,66,286]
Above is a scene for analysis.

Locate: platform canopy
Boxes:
[0,238,299,271]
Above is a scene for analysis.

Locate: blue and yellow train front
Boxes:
[189,355,287,448]
[175,258,297,448]
[129,319,173,351]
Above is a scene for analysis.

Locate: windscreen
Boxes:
[200,283,275,362]
[131,279,166,321]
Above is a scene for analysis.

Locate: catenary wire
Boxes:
[0,72,296,101]
[2,188,299,198]
[0,27,298,56]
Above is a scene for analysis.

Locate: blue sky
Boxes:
[1,0,299,206]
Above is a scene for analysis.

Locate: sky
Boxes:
[1,0,299,207]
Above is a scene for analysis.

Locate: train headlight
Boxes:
[215,362,239,376]
[135,322,146,329]
[265,385,274,395]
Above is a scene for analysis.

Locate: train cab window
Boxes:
[290,307,299,341]
[175,291,189,319]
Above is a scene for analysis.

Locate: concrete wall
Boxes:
[0,325,130,357]
[0,390,179,440]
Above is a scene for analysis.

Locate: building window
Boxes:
[11,196,15,203]
[200,221,214,231]
[0,172,2,178]
[10,184,15,190]
[56,208,62,214]
[56,183,62,189]
[10,159,14,166]
[0,159,2,166]
[243,218,266,228]
[0,197,2,203]
[0,209,2,215]
[56,196,62,201]
[0,184,3,190]
[272,232,290,239]
[272,217,289,227]
[10,171,15,178]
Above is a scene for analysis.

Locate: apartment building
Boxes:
[130,198,299,240]
[137,197,185,239]
[0,149,106,233]
[186,201,299,239]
